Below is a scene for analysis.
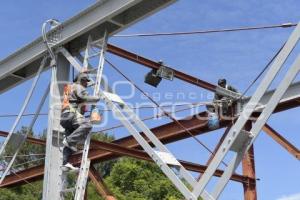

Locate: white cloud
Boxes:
[278,193,300,200]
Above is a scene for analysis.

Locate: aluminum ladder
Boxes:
[61,32,108,200]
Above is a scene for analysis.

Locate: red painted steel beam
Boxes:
[89,165,116,200]
[242,122,257,200]
[271,96,300,113]
[263,124,300,160]
[107,44,217,92]
[0,165,45,187]
[242,145,257,200]
[0,131,45,145]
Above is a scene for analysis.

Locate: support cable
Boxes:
[239,42,286,99]
[1,107,200,148]
[105,59,228,166]
[10,170,39,190]
[0,157,45,172]
[1,158,45,195]
[5,160,45,196]
[3,154,45,158]
[97,105,201,133]
[114,23,296,37]
[0,113,48,118]
[0,101,210,118]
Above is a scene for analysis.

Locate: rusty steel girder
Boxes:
[88,165,116,200]
[107,44,217,92]
[0,131,46,145]
[263,124,300,160]
[242,122,257,200]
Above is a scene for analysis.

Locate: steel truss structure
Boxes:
[0,1,300,200]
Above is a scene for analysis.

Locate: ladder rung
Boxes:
[61,187,75,193]
[102,91,124,105]
[88,52,101,59]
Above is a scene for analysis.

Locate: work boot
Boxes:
[61,163,79,172]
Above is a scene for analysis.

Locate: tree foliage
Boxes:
[105,158,183,200]
[0,129,188,200]
[1,127,45,170]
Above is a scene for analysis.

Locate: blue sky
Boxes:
[0,1,300,199]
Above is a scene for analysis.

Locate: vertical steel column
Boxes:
[242,122,257,200]
[42,54,70,200]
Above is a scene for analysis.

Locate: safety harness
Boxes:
[62,84,87,114]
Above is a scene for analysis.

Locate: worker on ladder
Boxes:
[207,78,238,129]
[214,78,238,116]
[60,72,100,171]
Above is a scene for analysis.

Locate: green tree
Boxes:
[1,129,197,200]
[105,158,184,200]
[2,127,45,170]
[0,188,19,200]
[91,132,116,178]
[63,132,115,200]
[0,127,45,200]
